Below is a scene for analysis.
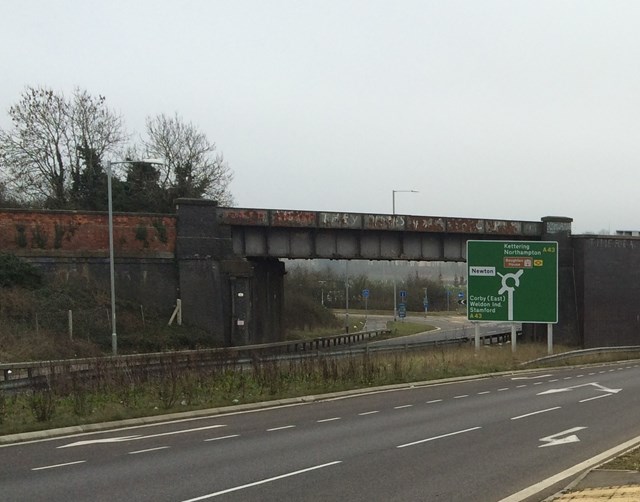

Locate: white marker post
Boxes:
[511,323,517,353]
[475,323,480,351]
[547,323,553,355]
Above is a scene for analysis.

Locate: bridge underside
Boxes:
[233,227,472,261]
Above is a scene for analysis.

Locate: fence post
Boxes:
[68,310,73,340]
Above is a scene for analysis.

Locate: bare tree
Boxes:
[0,86,125,207]
[143,113,234,207]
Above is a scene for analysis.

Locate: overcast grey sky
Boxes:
[1,1,639,233]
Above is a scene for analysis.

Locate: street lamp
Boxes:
[392,190,418,216]
[391,189,419,321]
[106,158,164,356]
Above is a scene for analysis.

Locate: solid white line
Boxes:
[129,446,169,455]
[180,461,343,501]
[426,399,443,404]
[204,435,240,442]
[397,427,481,449]
[498,434,640,502]
[32,460,86,471]
[359,411,379,416]
[579,394,612,403]
[267,425,295,432]
[317,417,341,423]
[394,405,413,409]
[511,407,561,421]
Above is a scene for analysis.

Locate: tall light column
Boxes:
[391,189,418,321]
[106,158,164,356]
[106,160,117,356]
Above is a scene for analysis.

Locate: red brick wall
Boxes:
[0,209,176,257]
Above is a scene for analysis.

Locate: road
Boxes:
[365,313,515,346]
[2,361,640,501]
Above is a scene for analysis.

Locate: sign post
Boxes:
[467,240,558,353]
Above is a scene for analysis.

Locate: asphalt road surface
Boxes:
[2,361,640,501]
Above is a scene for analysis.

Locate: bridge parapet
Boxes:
[217,208,542,236]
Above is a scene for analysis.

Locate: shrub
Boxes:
[0,253,42,288]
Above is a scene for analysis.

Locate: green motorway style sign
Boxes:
[466,240,558,323]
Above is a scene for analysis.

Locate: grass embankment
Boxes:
[2,343,556,436]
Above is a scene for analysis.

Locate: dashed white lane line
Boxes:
[454,395,469,399]
[533,382,543,386]
[563,377,573,380]
[498,388,509,392]
[516,385,527,389]
[204,435,240,442]
[511,407,561,421]
[397,426,482,449]
[32,460,86,471]
[478,391,491,395]
[359,410,380,416]
[548,379,559,383]
[317,417,342,423]
[267,425,296,432]
[426,399,443,404]
[181,461,343,501]
[129,446,170,455]
[394,405,414,409]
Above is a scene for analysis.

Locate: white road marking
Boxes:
[548,379,559,382]
[537,382,621,396]
[397,427,482,449]
[516,385,527,388]
[579,394,612,403]
[426,399,443,404]
[32,460,86,471]
[511,407,561,421]
[539,427,586,448]
[129,446,170,455]
[511,374,552,380]
[180,461,343,501]
[498,388,509,392]
[204,435,240,442]
[394,405,414,409]
[454,395,469,399]
[267,425,295,432]
[59,425,227,448]
[563,377,573,380]
[498,435,640,502]
[358,410,379,416]
[478,391,491,395]
[533,382,543,386]
[317,417,342,423]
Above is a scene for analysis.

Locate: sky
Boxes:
[1,0,640,234]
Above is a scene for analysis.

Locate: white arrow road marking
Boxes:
[58,424,226,448]
[57,435,141,448]
[539,427,587,448]
[511,374,552,380]
[537,382,621,396]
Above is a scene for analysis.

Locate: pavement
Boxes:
[547,468,640,501]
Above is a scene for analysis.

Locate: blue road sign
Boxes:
[362,289,369,298]
[398,303,407,318]
[399,290,407,298]
[458,292,464,299]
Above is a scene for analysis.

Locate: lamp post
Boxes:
[391,189,419,321]
[106,158,164,356]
